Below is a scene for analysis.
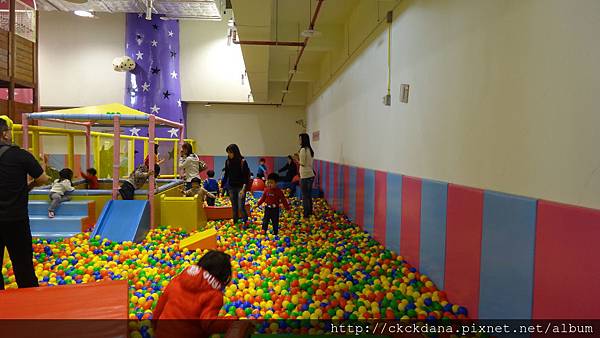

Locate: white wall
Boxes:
[39,11,252,106]
[39,12,126,106]
[180,12,253,102]
[307,0,600,209]
[187,103,305,156]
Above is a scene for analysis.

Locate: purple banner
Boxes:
[124,13,184,170]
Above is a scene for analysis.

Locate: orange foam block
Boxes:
[0,280,128,338]
[179,228,217,251]
[204,204,251,220]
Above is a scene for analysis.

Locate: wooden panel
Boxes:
[15,36,33,50]
[0,33,8,46]
[15,63,33,75]
[0,100,8,115]
[14,102,34,113]
[17,54,33,66]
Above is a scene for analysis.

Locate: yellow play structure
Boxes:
[5,104,214,234]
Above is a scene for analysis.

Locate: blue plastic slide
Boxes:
[91,200,150,243]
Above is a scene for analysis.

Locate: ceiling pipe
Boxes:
[281,0,324,104]
[232,30,305,47]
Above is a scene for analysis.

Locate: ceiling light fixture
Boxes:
[204,103,212,107]
[74,10,94,18]
[300,29,321,38]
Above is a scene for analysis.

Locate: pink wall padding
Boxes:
[374,170,387,245]
[400,176,422,268]
[444,184,484,319]
[333,163,339,210]
[265,157,275,175]
[198,156,215,179]
[355,168,365,229]
[532,200,600,319]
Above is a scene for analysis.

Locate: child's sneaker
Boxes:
[48,211,55,218]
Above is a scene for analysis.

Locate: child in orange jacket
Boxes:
[154,250,237,338]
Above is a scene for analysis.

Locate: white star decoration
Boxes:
[177,99,182,107]
[129,127,141,136]
[151,40,158,47]
[170,71,178,79]
[150,105,160,114]
[168,31,174,37]
[136,51,144,60]
[141,82,150,92]
[168,128,179,138]
[137,13,143,18]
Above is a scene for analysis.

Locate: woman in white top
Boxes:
[298,133,315,218]
[179,142,202,190]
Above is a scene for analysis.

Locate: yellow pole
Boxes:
[31,131,39,159]
[67,134,75,171]
[143,142,148,163]
[173,140,178,177]
[128,139,135,174]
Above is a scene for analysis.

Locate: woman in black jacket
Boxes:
[222,144,251,224]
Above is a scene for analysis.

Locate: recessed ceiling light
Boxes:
[74,10,94,18]
[204,103,212,107]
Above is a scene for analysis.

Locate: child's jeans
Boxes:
[48,192,71,212]
[262,206,280,235]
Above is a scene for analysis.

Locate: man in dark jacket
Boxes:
[0,116,49,289]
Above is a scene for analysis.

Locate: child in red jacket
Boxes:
[80,168,99,189]
[257,173,290,236]
[154,250,234,338]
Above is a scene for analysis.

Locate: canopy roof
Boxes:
[26,103,182,128]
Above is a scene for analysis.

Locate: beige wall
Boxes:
[186,103,305,156]
[180,12,252,102]
[307,0,600,209]
[39,12,126,106]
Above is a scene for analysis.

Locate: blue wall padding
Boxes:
[274,156,289,176]
[213,156,227,178]
[348,166,357,221]
[385,173,402,253]
[244,156,259,177]
[479,191,537,319]
[363,169,375,234]
[419,179,448,289]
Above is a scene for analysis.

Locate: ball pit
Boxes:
[2,194,469,335]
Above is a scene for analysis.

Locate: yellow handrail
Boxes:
[11,123,195,179]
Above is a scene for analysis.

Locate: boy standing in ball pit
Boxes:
[153,250,253,338]
[257,173,290,236]
[203,170,219,206]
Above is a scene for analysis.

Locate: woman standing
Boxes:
[179,142,202,190]
[298,133,315,218]
[223,144,251,224]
